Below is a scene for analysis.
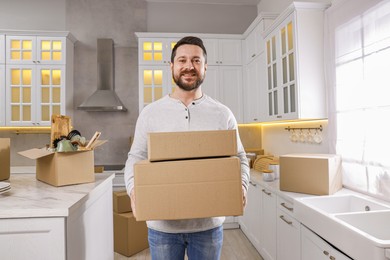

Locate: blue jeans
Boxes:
[148,226,223,260]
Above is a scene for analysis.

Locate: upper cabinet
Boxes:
[263,2,330,122]
[0,34,5,64]
[203,38,242,66]
[0,31,76,127]
[0,35,5,126]
[138,38,177,65]
[243,13,278,65]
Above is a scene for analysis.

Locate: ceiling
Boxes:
[145,0,261,5]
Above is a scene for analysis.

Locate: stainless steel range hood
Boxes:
[78,38,127,112]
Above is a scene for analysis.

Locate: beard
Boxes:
[173,69,205,92]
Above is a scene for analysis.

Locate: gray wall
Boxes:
[1,0,259,166]
[257,0,331,12]
[147,2,257,34]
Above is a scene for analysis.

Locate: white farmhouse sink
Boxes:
[295,194,390,260]
[296,194,390,214]
[336,211,390,242]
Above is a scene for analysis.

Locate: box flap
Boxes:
[18,148,54,160]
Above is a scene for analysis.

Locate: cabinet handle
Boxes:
[253,118,258,121]
[330,256,336,260]
[249,181,257,187]
[323,250,329,256]
[279,215,292,225]
[251,54,256,57]
[281,202,293,212]
[277,115,282,118]
[262,189,271,196]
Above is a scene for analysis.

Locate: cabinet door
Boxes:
[219,66,243,123]
[277,208,301,260]
[265,34,279,120]
[243,53,266,123]
[138,38,177,65]
[36,65,65,125]
[244,29,257,64]
[36,37,66,65]
[0,35,5,64]
[5,65,37,126]
[0,65,5,126]
[202,65,219,100]
[239,180,262,253]
[0,217,66,260]
[6,36,37,65]
[203,39,242,65]
[138,65,172,112]
[261,188,277,260]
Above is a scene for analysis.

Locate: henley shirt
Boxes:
[124,94,250,233]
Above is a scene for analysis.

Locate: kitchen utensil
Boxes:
[290,130,298,142]
[50,115,72,148]
[85,131,102,149]
[57,140,77,152]
[313,130,322,144]
[253,155,275,172]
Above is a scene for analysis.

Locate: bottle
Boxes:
[269,162,280,179]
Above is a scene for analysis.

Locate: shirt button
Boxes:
[185,116,188,119]
[192,102,195,105]
[185,108,188,111]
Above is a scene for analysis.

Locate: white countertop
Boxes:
[0,172,115,219]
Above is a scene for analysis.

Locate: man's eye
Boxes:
[193,59,201,63]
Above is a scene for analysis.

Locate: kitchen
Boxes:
[0,0,390,259]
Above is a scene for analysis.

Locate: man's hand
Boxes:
[242,186,247,209]
[130,189,137,218]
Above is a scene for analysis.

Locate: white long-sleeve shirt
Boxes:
[124,94,249,233]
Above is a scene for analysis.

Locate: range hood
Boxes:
[78,38,127,112]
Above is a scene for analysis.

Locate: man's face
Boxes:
[171,44,207,92]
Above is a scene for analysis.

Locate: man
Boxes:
[124,36,249,260]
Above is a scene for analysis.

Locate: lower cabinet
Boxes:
[276,196,300,260]
[260,187,277,260]
[301,225,352,260]
[239,180,262,252]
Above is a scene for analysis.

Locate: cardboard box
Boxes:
[113,212,148,257]
[134,157,243,221]
[147,130,237,161]
[113,190,132,213]
[0,138,10,181]
[279,154,342,195]
[18,148,95,187]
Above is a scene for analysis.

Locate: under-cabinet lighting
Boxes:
[0,127,51,134]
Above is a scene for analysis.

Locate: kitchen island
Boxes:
[0,172,115,260]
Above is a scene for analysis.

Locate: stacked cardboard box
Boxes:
[134,130,243,221]
[113,190,149,257]
[0,138,10,181]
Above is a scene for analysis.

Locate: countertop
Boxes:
[0,172,115,219]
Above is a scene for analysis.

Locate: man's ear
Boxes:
[204,64,208,71]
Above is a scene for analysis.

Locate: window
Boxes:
[328,0,390,199]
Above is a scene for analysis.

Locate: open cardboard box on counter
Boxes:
[18,140,106,187]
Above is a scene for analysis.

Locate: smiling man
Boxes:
[124,36,249,260]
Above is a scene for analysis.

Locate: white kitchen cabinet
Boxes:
[301,225,352,260]
[0,173,114,260]
[263,2,329,122]
[138,37,178,65]
[2,32,75,126]
[243,53,266,123]
[260,187,277,260]
[239,180,262,252]
[203,38,242,66]
[202,65,243,122]
[0,34,5,64]
[0,65,5,126]
[243,14,277,65]
[276,197,300,260]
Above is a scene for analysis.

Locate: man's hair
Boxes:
[170,36,207,63]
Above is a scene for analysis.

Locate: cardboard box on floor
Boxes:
[147,130,237,161]
[18,140,106,187]
[113,190,132,213]
[134,157,243,221]
[113,212,148,257]
[279,154,342,195]
[0,138,10,181]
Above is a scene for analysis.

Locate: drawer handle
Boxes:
[281,202,294,212]
[323,250,329,256]
[262,189,271,196]
[249,181,257,187]
[279,215,292,225]
[330,256,336,260]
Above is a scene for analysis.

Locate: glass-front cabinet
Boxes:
[138,38,177,65]
[0,34,5,126]
[263,2,329,122]
[0,32,75,127]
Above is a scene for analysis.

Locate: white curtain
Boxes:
[325,0,390,200]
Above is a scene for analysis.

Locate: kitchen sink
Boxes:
[335,211,390,242]
[295,194,390,259]
[295,194,390,214]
